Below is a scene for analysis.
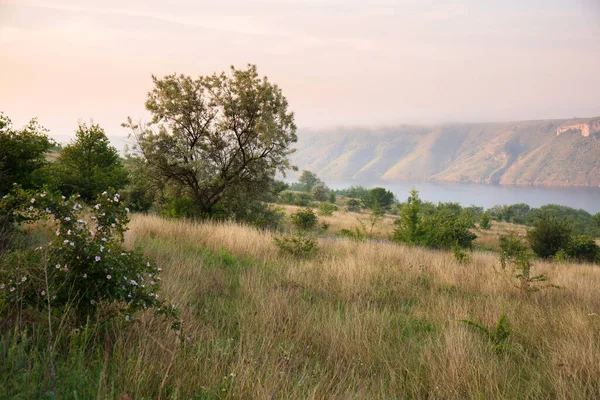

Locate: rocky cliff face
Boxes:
[556,119,600,137]
[292,117,600,187]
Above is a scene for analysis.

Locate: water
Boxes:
[325,180,600,214]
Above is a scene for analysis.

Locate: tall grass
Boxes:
[2,214,600,398]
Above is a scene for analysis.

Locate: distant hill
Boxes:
[291,117,600,187]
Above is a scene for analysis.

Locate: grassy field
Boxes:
[3,213,600,398]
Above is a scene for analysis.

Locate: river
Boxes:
[325,180,600,214]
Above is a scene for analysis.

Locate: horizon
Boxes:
[2,0,600,142]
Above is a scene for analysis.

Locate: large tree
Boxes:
[124,65,297,215]
[54,123,129,201]
[0,112,54,195]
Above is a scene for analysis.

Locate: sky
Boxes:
[1,0,599,147]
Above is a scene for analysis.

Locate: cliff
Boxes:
[291,117,600,187]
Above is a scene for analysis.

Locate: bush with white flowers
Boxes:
[0,187,179,329]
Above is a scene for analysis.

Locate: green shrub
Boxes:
[566,235,599,263]
[526,215,573,259]
[479,212,492,230]
[291,208,318,231]
[499,232,557,295]
[0,187,180,328]
[452,241,472,264]
[345,198,363,212]
[318,202,338,216]
[273,232,318,258]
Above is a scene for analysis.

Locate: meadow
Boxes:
[4,211,599,399]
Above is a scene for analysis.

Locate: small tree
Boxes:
[393,189,425,244]
[298,170,321,192]
[125,65,297,216]
[364,187,395,210]
[0,112,54,195]
[479,212,492,230]
[54,123,129,202]
[291,208,318,231]
[311,182,329,202]
[526,214,573,259]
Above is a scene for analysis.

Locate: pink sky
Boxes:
[1,0,599,145]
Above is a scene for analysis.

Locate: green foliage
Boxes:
[393,189,477,250]
[279,190,313,206]
[364,187,395,210]
[345,198,363,212]
[0,187,179,328]
[290,208,318,231]
[460,314,511,353]
[0,112,54,195]
[499,232,557,295]
[566,235,599,263]
[273,231,318,258]
[339,226,368,242]
[335,185,370,202]
[328,192,336,204]
[526,214,573,259]
[125,65,297,216]
[318,202,338,216]
[479,212,492,230]
[311,182,329,202]
[298,170,321,192]
[452,241,472,264]
[53,123,129,202]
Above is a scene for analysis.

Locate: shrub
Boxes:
[0,187,179,328]
[345,198,363,212]
[499,232,557,295]
[274,232,318,258]
[452,241,472,264]
[328,192,336,204]
[311,182,329,202]
[318,203,338,216]
[291,208,318,231]
[566,235,599,263]
[479,212,492,230]
[526,215,573,259]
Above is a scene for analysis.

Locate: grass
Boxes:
[2,214,600,398]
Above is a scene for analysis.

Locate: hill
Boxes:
[292,117,600,187]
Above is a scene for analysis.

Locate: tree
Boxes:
[393,189,425,244]
[54,123,129,201]
[479,212,492,230]
[311,182,329,202]
[0,112,54,195]
[365,187,395,210]
[298,170,321,192]
[526,214,572,259]
[125,65,297,216]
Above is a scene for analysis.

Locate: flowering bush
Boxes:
[0,187,179,329]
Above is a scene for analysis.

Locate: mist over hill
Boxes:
[291,117,600,187]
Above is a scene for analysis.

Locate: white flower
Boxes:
[63,240,69,244]
[67,230,71,235]
[0,284,5,289]
[97,225,103,230]
[157,267,162,272]
[30,198,35,204]
[55,264,61,269]
[146,262,150,267]
[125,208,130,213]
[94,204,101,210]
[89,230,95,236]
[106,274,112,280]
[150,280,155,285]
[125,315,130,321]
[113,196,119,202]
[10,287,15,292]
[64,216,70,221]
[56,229,60,236]
[40,193,46,198]
[100,245,104,252]
[46,208,51,213]
[21,276,27,282]
[41,290,45,296]
[102,191,107,195]
[101,237,107,242]
[95,256,101,262]
[69,241,74,247]
[28,206,33,210]
[90,299,95,304]
[130,279,138,286]
[111,223,116,228]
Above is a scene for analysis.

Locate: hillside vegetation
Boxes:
[292,117,600,187]
[3,214,600,398]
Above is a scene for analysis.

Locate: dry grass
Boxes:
[81,214,600,399]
